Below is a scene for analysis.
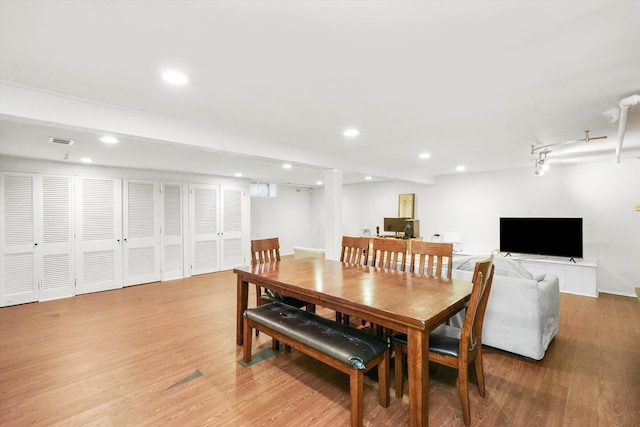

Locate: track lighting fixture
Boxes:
[530,130,607,175]
[534,150,550,176]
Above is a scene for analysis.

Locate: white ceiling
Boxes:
[1,0,639,185]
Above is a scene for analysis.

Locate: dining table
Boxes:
[234,257,473,427]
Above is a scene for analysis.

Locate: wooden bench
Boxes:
[243,301,390,427]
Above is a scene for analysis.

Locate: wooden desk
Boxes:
[234,258,472,427]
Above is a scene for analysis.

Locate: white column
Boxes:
[323,169,343,260]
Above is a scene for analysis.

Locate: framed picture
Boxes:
[398,193,415,218]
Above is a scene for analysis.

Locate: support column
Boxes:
[323,169,343,260]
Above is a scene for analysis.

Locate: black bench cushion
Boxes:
[244,301,389,370]
[394,324,461,358]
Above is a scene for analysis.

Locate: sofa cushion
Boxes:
[454,256,533,280]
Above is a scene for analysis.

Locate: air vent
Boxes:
[49,137,74,145]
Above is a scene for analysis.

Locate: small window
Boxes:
[250,183,277,198]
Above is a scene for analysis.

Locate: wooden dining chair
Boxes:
[340,236,370,265]
[364,238,408,334]
[251,238,281,308]
[250,238,315,312]
[336,236,371,324]
[371,238,407,271]
[409,241,453,278]
[393,255,495,426]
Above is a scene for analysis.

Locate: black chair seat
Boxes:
[393,324,462,358]
[260,290,310,309]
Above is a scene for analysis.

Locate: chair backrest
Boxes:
[460,255,495,354]
[371,238,407,271]
[340,236,369,265]
[251,237,280,266]
[409,241,453,278]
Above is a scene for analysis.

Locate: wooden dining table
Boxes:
[234,257,473,427]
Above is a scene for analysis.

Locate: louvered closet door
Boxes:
[220,186,245,270]
[39,174,74,301]
[161,182,184,281]
[123,179,160,286]
[1,173,37,306]
[75,177,123,295]
[189,183,219,275]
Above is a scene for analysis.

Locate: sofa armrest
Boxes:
[536,275,560,349]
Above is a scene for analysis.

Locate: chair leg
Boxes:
[393,342,404,399]
[474,350,486,397]
[458,360,471,426]
[349,370,364,427]
[255,285,261,336]
[378,350,390,407]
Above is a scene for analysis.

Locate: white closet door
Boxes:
[161,182,183,281]
[1,173,38,306]
[220,186,245,270]
[123,179,160,286]
[75,177,123,295]
[189,183,219,275]
[39,174,74,301]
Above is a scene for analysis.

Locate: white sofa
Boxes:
[451,255,559,360]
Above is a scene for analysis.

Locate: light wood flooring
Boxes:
[1,269,639,426]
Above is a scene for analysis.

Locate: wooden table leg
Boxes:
[407,327,429,427]
[236,275,249,346]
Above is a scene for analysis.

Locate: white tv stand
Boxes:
[508,255,598,297]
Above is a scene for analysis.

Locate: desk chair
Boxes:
[393,256,495,426]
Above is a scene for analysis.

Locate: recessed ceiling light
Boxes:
[316,181,323,186]
[162,70,189,85]
[80,157,93,163]
[365,176,372,180]
[456,165,466,172]
[100,136,118,144]
[234,172,243,177]
[419,152,431,159]
[343,128,360,138]
[282,163,292,169]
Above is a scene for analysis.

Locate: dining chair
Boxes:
[393,255,495,426]
[371,238,407,271]
[251,238,315,312]
[363,238,408,334]
[340,236,370,265]
[409,241,453,278]
[335,236,371,324]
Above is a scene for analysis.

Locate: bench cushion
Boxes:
[244,301,388,369]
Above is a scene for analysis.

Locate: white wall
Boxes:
[250,185,315,255]
[340,160,640,297]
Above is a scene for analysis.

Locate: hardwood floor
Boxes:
[1,270,638,426]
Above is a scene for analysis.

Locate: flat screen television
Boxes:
[499,217,583,259]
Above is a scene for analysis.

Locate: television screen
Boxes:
[499,217,583,259]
